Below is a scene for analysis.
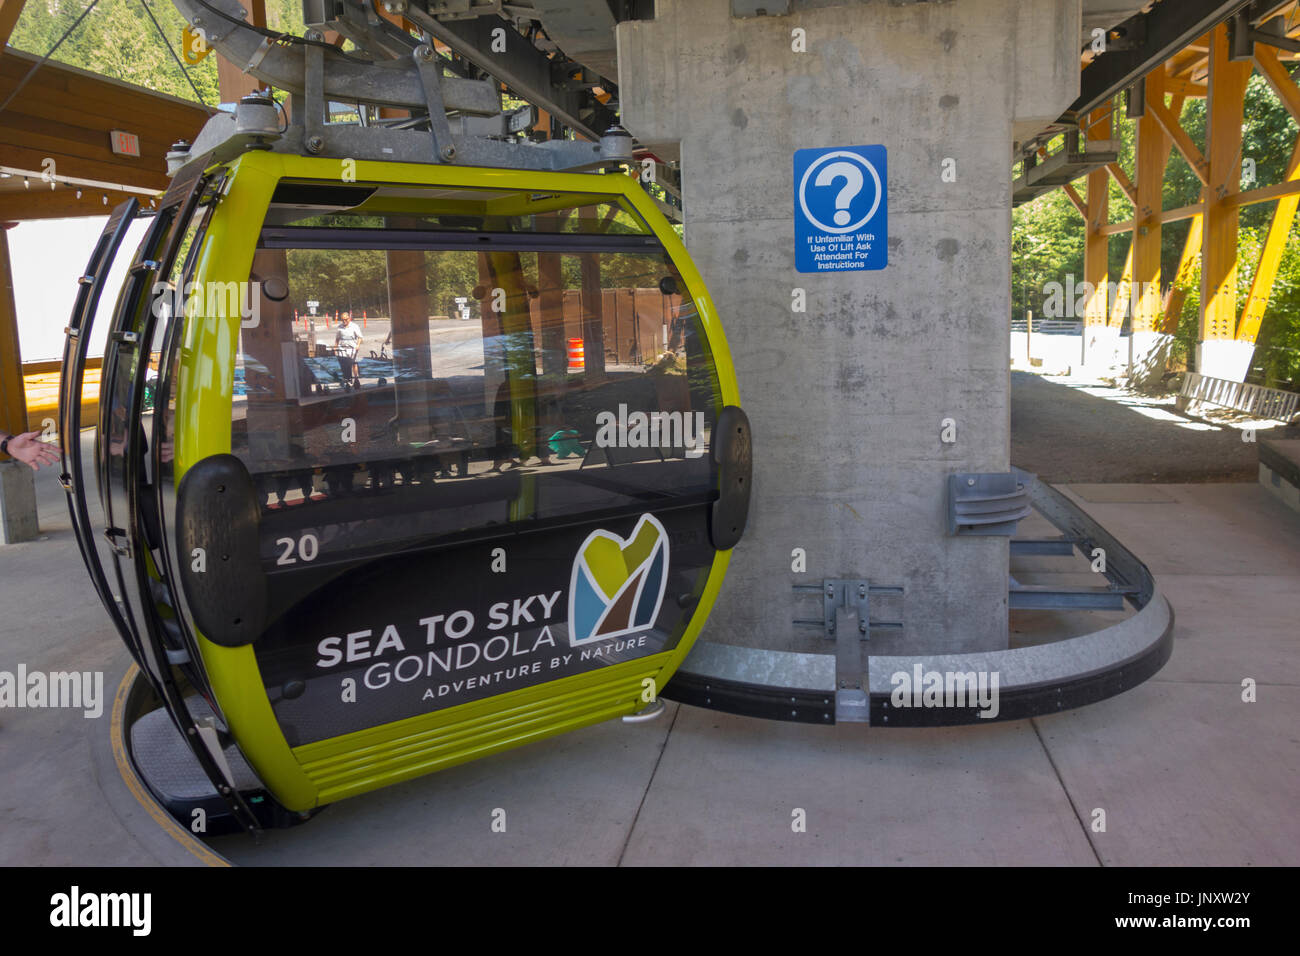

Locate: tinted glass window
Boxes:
[231,189,722,567]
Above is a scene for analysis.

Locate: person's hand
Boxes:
[5,431,60,471]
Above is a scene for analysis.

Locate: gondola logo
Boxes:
[568,514,669,646]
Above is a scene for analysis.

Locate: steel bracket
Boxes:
[794,579,903,723]
[949,469,1034,536]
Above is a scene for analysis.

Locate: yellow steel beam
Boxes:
[1148,94,1210,185]
[1201,23,1253,344]
[1084,106,1111,330]
[1109,241,1134,329]
[1163,207,1203,333]
[1106,162,1138,204]
[1230,177,1300,205]
[1133,70,1175,335]
[1161,201,1205,222]
[1097,196,1196,230]
[1237,136,1300,343]
[1164,77,1208,98]
[1062,182,1087,216]
[1253,44,1300,125]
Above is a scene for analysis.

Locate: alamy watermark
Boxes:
[1039,275,1161,320]
[0,666,103,718]
[50,887,150,935]
[151,280,261,328]
[594,404,706,458]
[889,664,1000,719]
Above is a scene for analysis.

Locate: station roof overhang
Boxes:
[0,46,215,221]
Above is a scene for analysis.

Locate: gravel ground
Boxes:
[1010,371,1300,483]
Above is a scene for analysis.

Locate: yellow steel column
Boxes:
[1108,241,1134,329]
[1198,23,1253,380]
[1133,68,1168,337]
[1163,210,1203,334]
[1238,45,1300,348]
[1132,70,1185,381]
[1082,106,1111,367]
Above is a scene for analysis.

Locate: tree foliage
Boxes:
[10,0,306,106]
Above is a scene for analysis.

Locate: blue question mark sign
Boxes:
[793,146,888,273]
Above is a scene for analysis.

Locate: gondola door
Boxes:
[59,199,140,663]
[89,166,266,835]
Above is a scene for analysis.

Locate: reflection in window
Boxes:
[231,197,722,565]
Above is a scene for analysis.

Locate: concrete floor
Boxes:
[1011,372,1300,483]
[1,435,1297,865]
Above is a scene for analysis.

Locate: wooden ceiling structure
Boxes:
[0,0,218,451]
[0,0,217,221]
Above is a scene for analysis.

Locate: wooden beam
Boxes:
[1253,44,1300,125]
[1237,136,1300,343]
[0,0,27,51]
[0,143,171,192]
[1083,107,1111,331]
[0,54,210,217]
[1101,220,1135,235]
[1147,94,1209,185]
[0,186,149,221]
[0,52,213,130]
[1062,182,1086,216]
[1106,162,1137,204]
[1201,23,1253,345]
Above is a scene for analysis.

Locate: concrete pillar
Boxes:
[1197,338,1255,381]
[1129,329,1174,385]
[0,460,38,544]
[618,0,1081,655]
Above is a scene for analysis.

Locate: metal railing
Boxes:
[1010,319,1082,335]
[1180,371,1300,423]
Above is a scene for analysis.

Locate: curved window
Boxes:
[229,183,722,568]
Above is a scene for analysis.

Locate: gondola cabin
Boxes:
[61,151,750,827]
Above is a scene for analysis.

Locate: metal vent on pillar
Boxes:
[948,470,1035,536]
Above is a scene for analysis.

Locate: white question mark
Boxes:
[815,161,864,226]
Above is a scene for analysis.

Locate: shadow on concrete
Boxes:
[1011,371,1300,483]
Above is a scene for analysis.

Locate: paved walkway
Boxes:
[1011,371,1300,483]
[1,429,1295,865]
